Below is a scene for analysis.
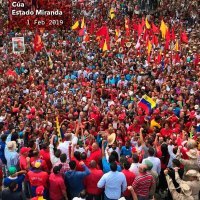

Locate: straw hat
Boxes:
[126,42,132,48]
[107,133,116,145]
[7,141,17,151]
[186,170,200,178]
[186,149,197,159]
[119,47,123,53]
[179,182,192,196]
[187,139,197,149]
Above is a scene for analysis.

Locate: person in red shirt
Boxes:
[70,145,84,171]
[127,119,141,134]
[19,146,31,198]
[39,143,52,171]
[86,142,102,166]
[49,165,68,200]
[19,147,31,171]
[160,122,173,138]
[84,160,103,200]
[122,160,136,200]
[30,150,49,173]
[27,161,49,198]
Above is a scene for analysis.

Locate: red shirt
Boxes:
[122,169,136,197]
[127,124,141,133]
[19,155,28,170]
[19,155,29,180]
[71,157,84,171]
[28,170,48,188]
[160,128,172,138]
[86,149,102,166]
[132,172,155,197]
[84,168,103,195]
[49,173,66,200]
[40,149,52,171]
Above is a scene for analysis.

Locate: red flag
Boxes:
[165,39,170,50]
[156,53,162,64]
[33,34,43,52]
[153,35,159,46]
[171,27,175,41]
[152,23,159,33]
[133,23,138,31]
[175,52,180,63]
[165,29,171,42]
[96,26,108,37]
[89,21,95,35]
[79,28,86,36]
[137,23,143,36]
[141,17,145,28]
[181,31,188,43]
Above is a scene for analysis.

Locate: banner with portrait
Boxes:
[12,37,25,53]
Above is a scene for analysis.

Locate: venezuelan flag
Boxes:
[138,95,156,114]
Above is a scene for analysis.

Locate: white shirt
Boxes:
[129,163,140,176]
[142,156,161,175]
[57,141,71,160]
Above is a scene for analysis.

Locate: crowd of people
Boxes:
[0,0,200,200]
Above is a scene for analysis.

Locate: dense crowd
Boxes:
[0,0,200,200]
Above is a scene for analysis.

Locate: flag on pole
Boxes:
[138,95,156,114]
[147,40,152,55]
[48,56,53,69]
[102,39,108,52]
[173,40,179,51]
[109,8,115,19]
[115,28,121,40]
[33,34,43,52]
[71,21,79,30]
[145,17,151,29]
[152,23,159,33]
[81,17,85,29]
[160,20,168,39]
[83,33,89,43]
[181,31,188,43]
[125,17,130,37]
[55,116,62,143]
[137,23,143,36]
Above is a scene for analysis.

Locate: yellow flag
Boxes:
[103,40,108,52]
[173,40,179,51]
[71,21,79,30]
[48,56,53,69]
[160,20,168,39]
[81,17,85,28]
[147,40,152,55]
[55,116,62,143]
[145,17,151,29]
[109,8,115,19]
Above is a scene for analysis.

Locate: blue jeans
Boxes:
[104,194,118,200]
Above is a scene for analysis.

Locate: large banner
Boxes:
[12,37,25,53]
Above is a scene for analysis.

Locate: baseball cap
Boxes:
[145,160,153,170]
[20,147,31,154]
[36,185,44,195]
[8,166,17,175]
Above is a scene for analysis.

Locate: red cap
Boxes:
[20,147,31,154]
[36,185,44,195]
